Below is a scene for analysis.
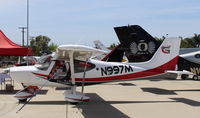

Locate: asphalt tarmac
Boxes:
[0,79,200,118]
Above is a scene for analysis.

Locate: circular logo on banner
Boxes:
[129,41,156,55]
[137,42,148,51]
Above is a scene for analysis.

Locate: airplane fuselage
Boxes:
[9,57,171,87]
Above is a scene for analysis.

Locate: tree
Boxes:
[192,33,200,48]
[109,43,117,49]
[180,39,189,48]
[48,43,58,52]
[30,35,57,56]
[154,37,164,44]
[184,38,196,48]
[180,34,200,48]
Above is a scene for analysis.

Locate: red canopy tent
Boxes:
[0,30,32,56]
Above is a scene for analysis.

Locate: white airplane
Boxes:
[8,37,181,106]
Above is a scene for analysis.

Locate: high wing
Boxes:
[54,44,107,61]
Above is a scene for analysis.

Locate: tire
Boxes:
[19,99,27,103]
[192,75,198,80]
[70,102,79,105]
[181,74,188,80]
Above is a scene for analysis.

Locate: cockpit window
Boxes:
[38,55,52,64]
[36,54,53,71]
[195,54,200,58]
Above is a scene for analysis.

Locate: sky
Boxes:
[0,0,200,47]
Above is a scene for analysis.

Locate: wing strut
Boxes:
[81,52,91,94]
[69,51,75,86]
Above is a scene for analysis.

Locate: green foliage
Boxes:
[180,34,200,48]
[48,43,58,52]
[30,35,57,56]
[154,36,164,44]
[109,43,117,49]
[193,33,200,48]
[180,39,189,48]
[155,34,200,48]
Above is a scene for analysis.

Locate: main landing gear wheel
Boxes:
[193,75,198,80]
[181,74,188,80]
[19,98,27,103]
[70,102,79,105]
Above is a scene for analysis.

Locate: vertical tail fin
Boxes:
[102,25,160,62]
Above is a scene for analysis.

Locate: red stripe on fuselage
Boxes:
[75,56,178,82]
[32,72,49,78]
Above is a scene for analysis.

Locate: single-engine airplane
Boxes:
[8,26,181,105]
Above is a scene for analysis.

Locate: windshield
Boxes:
[38,54,52,64]
[36,55,53,71]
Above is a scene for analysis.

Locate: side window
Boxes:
[195,54,200,58]
[74,60,95,73]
